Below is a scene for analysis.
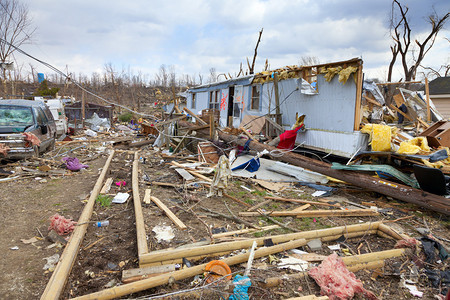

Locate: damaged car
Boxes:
[0,99,57,160]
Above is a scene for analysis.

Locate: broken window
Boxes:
[191,93,196,109]
[209,90,219,111]
[250,85,261,110]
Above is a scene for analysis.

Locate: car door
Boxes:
[33,107,53,151]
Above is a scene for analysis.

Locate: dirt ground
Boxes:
[0,141,449,300]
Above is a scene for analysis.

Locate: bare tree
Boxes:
[299,56,321,66]
[0,0,36,94]
[388,0,449,82]
[208,67,217,83]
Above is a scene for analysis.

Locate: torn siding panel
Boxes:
[296,129,368,158]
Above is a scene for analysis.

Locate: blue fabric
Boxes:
[232,157,260,172]
[229,275,251,300]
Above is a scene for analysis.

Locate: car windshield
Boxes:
[0,106,34,127]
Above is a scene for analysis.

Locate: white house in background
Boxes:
[186,58,369,158]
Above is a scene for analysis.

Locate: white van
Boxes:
[36,98,68,137]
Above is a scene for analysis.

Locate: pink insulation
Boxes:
[308,253,378,300]
[23,132,41,146]
[48,214,77,235]
[0,143,9,156]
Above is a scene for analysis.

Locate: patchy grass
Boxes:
[251,190,267,197]
[96,194,113,207]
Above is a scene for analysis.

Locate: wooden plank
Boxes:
[239,209,378,217]
[362,95,382,107]
[264,196,339,207]
[353,64,363,131]
[183,107,208,125]
[425,77,431,122]
[240,126,257,141]
[143,189,151,204]
[174,168,195,181]
[376,81,421,86]
[100,177,113,194]
[212,225,279,238]
[153,115,186,127]
[389,104,413,121]
[150,196,187,230]
[133,152,149,260]
[247,199,272,211]
[122,264,176,283]
[290,204,311,212]
[40,151,115,300]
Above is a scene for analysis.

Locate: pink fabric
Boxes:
[308,253,378,300]
[277,125,303,150]
[48,213,77,235]
[395,238,419,249]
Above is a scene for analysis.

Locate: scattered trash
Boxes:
[152,225,174,243]
[204,260,232,284]
[10,246,19,250]
[229,275,251,300]
[400,275,424,297]
[21,237,38,244]
[278,257,309,272]
[307,239,323,251]
[43,254,60,271]
[112,192,129,204]
[93,220,109,227]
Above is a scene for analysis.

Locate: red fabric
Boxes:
[277,125,303,150]
[308,253,378,300]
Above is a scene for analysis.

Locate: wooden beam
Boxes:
[40,151,115,300]
[150,196,187,230]
[264,196,339,207]
[425,77,431,122]
[239,209,378,217]
[212,225,279,238]
[183,107,208,125]
[363,95,382,107]
[143,189,151,204]
[353,64,363,131]
[139,222,379,265]
[71,239,307,300]
[376,81,421,86]
[99,177,113,194]
[389,104,413,121]
[133,152,149,261]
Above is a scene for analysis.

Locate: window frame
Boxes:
[250,84,261,110]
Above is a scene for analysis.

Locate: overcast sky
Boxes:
[18,0,450,83]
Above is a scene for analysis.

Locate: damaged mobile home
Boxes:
[186,58,368,157]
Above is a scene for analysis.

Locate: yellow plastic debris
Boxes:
[361,124,394,152]
[397,137,431,154]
